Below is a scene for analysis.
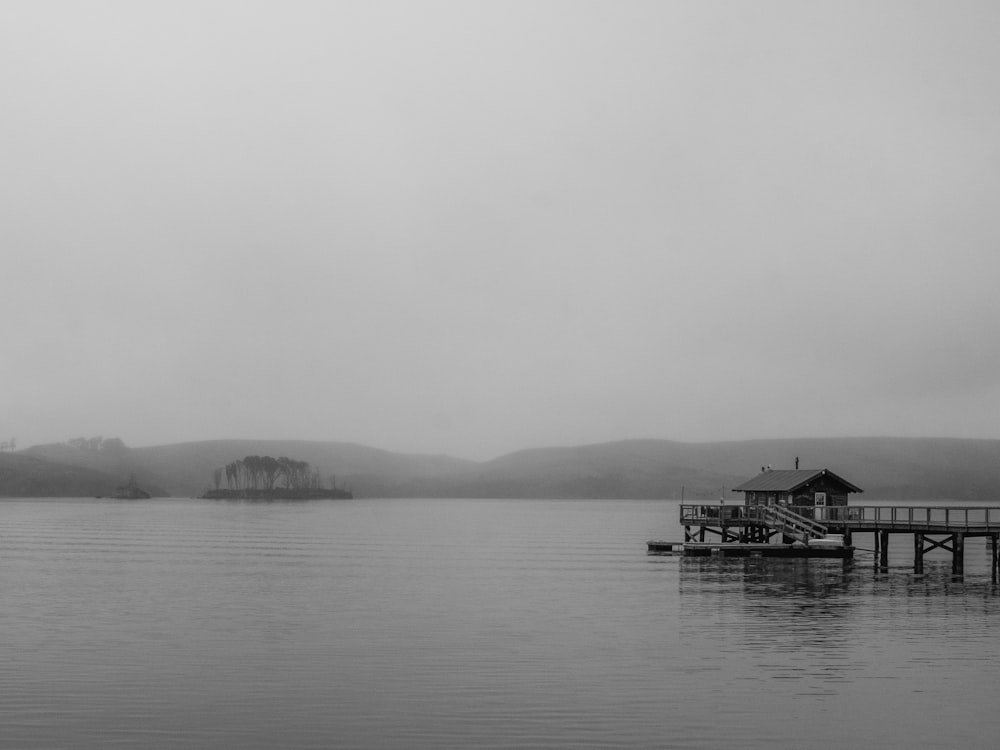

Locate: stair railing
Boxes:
[757,505,828,543]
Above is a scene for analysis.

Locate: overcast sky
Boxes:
[3,1,999,460]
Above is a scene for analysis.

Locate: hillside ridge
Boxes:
[7,436,999,500]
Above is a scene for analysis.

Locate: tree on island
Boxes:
[219,455,332,492]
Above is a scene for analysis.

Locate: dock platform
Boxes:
[647,540,853,558]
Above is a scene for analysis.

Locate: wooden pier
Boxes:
[658,503,1000,575]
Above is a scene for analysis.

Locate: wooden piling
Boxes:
[952,533,965,575]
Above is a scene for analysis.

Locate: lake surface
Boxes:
[1,497,998,749]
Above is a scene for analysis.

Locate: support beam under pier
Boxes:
[912,533,964,576]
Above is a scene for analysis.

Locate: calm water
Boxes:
[1,497,998,749]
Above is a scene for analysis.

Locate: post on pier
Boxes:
[914,533,924,574]
[952,533,965,576]
[879,530,889,567]
[992,534,999,582]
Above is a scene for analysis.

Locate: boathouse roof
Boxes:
[732,469,863,494]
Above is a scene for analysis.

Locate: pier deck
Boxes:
[670,504,1000,575]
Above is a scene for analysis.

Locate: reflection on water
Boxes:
[0,497,998,750]
[672,551,1000,744]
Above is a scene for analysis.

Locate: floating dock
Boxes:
[647,540,852,558]
[646,541,684,555]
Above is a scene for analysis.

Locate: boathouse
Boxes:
[732,467,863,510]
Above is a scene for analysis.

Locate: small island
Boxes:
[113,474,152,499]
[201,455,352,500]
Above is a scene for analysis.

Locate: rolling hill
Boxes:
[9,436,1000,501]
[0,452,168,497]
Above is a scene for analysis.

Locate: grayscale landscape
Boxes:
[2,2,999,749]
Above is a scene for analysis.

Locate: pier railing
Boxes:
[680,504,1000,532]
[680,504,745,524]
[812,505,1000,531]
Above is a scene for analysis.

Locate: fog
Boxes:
[3,1,999,460]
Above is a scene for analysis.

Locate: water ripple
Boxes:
[0,498,998,749]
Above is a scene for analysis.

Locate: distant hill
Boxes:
[0,452,167,497]
[305,436,1000,500]
[390,437,1000,501]
[10,436,1000,501]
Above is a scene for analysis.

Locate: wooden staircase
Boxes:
[759,505,828,544]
